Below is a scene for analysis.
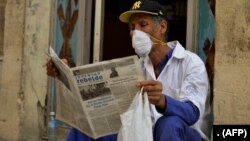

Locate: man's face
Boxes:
[129,13,162,40]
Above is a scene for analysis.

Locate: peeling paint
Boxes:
[1,0,51,140]
[27,0,39,16]
[198,0,215,62]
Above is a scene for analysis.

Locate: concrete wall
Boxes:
[0,0,6,87]
[0,0,6,56]
[20,0,52,140]
[0,0,51,140]
[0,1,26,140]
[214,0,250,124]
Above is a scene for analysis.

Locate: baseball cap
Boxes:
[119,0,167,23]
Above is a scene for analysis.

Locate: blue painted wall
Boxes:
[52,0,80,113]
[198,0,215,62]
[55,0,79,62]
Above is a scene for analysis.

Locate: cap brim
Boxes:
[119,10,158,23]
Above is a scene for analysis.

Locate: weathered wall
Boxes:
[0,0,6,56]
[0,0,6,86]
[0,1,26,140]
[0,0,51,140]
[19,0,51,140]
[214,0,250,124]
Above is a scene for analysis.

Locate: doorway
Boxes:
[102,0,188,60]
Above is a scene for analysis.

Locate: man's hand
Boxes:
[137,80,166,110]
[46,58,68,77]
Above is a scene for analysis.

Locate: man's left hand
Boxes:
[137,80,166,110]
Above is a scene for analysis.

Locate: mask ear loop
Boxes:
[147,33,167,46]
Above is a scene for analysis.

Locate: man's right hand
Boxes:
[46,58,68,77]
[46,58,58,77]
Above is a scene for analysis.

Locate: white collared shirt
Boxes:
[140,41,211,141]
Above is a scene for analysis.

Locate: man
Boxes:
[110,67,119,78]
[48,0,211,141]
[118,1,211,141]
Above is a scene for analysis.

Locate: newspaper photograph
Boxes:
[49,47,144,139]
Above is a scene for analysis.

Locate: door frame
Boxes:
[93,0,199,59]
[186,0,199,52]
[93,0,105,63]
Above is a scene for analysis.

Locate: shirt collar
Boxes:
[141,41,186,79]
[167,41,186,59]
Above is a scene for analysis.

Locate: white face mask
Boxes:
[132,30,152,57]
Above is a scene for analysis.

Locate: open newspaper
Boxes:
[49,47,144,139]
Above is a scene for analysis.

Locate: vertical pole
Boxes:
[93,0,105,63]
[186,0,199,52]
[77,0,92,66]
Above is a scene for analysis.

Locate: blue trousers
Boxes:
[66,116,202,141]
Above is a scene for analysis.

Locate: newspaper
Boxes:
[49,47,144,139]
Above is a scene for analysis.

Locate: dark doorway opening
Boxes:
[103,0,187,60]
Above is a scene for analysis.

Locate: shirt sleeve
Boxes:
[156,95,200,126]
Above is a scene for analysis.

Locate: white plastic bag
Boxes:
[117,88,153,141]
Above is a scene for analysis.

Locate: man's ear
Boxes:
[160,20,167,35]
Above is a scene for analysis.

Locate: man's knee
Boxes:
[154,116,203,141]
[155,116,186,131]
[154,116,187,141]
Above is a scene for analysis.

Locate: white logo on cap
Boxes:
[159,10,163,15]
